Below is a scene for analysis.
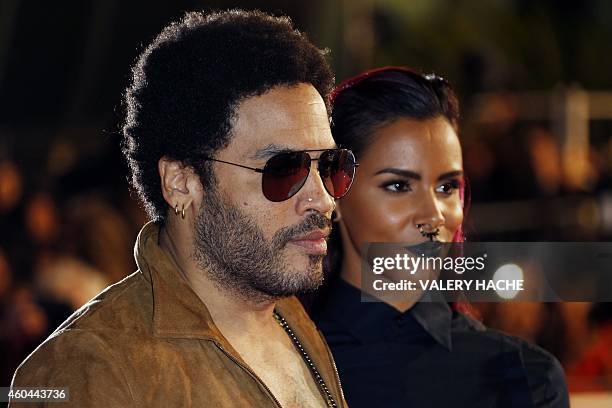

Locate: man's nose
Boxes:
[295,161,335,216]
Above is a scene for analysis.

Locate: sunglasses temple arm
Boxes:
[201,158,264,173]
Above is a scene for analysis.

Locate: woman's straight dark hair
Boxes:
[330,66,460,161]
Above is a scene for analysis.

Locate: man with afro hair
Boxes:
[10,10,350,407]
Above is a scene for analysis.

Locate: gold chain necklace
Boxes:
[273,312,338,408]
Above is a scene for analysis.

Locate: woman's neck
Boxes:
[339,253,418,313]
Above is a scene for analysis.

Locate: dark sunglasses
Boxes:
[202,149,358,202]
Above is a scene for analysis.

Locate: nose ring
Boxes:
[416,224,440,241]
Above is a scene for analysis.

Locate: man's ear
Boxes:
[158,157,199,213]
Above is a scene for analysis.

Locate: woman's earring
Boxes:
[181,204,185,219]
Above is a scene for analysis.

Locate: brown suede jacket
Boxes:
[10,222,346,407]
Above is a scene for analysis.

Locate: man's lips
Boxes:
[289,230,330,255]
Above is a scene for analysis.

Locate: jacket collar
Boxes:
[134,222,321,339]
[134,221,225,340]
[134,221,344,404]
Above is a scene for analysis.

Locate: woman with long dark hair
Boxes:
[311,67,569,407]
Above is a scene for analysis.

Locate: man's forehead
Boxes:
[227,83,335,158]
[234,84,328,122]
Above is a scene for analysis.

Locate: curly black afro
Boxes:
[122,9,334,223]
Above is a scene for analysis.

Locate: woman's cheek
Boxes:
[444,198,464,234]
[364,196,415,242]
[342,191,403,244]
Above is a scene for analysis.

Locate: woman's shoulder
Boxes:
[452,312,569,408]
[493,328,568,407]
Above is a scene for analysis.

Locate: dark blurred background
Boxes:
[1,0,611,402]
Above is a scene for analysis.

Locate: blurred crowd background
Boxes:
[1,0,612,401]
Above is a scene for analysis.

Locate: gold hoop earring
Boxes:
[174,203,179,216]
[181,204,185,220]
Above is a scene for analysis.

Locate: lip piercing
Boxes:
[308,198,313,202]
[416,224,440,241]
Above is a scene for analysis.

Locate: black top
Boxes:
[311,278,569,408]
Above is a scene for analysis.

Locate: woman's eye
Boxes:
[436,180,460,195]
[383,181,411,193]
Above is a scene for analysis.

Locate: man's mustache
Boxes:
[273,213,332,249]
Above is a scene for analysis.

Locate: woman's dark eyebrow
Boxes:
[374,168,421,180]
[437,170,463,181]
[374,168,464,181]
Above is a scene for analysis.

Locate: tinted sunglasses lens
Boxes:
[262,152,310,201]
[319,149,356,199]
